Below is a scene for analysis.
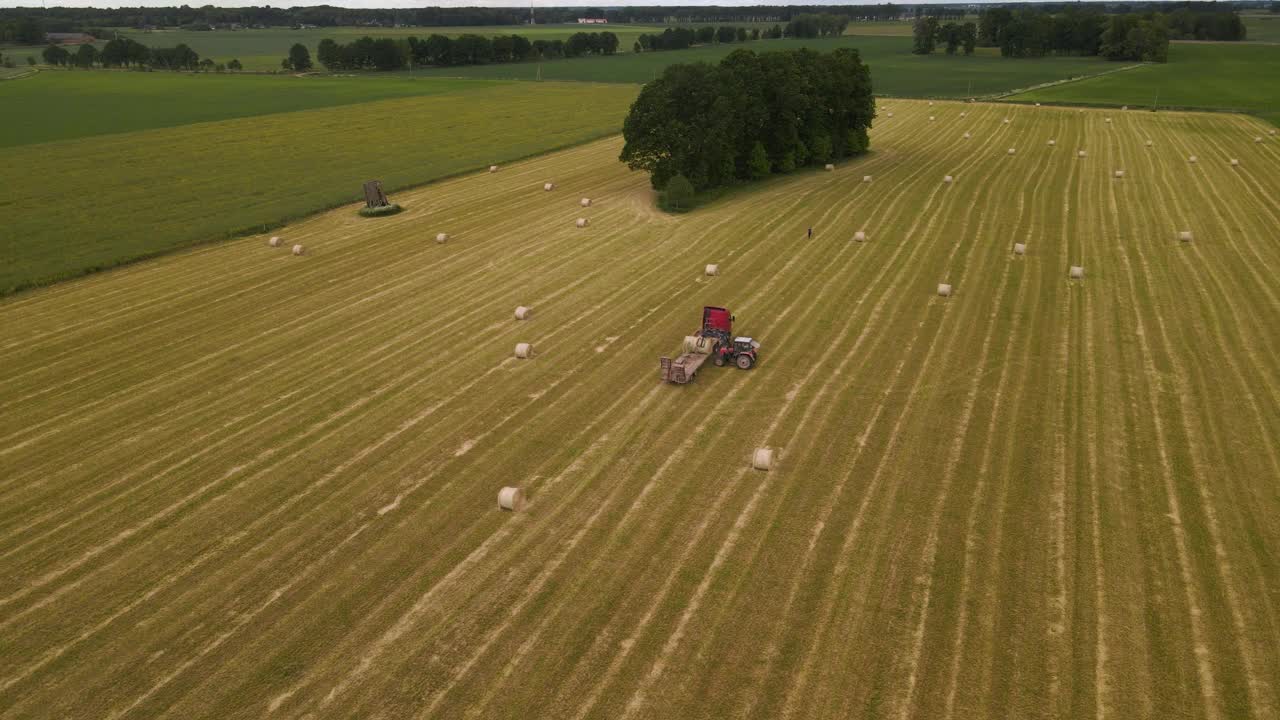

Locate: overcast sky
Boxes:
[0,1,1000,8]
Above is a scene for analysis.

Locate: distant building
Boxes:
[576,18,608,24]
[45,32,96,45]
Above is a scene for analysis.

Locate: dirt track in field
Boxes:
[1,101,1278,720]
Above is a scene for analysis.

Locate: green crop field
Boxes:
[0,80,637,294]
[0,71,506,147]
[2,101,1278,719]
[410,35,1109,94]
[1012,43,1280,126]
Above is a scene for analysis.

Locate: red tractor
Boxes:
[660,306,760,384]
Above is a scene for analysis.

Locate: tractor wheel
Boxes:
[736,354,754,370]
[714,354,727,367]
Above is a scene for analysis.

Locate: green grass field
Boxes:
[408,35,1109,95]
[0,80,637,294]
[1013,42,1280,125]
[0,71,506,147]
[2,101,1278,719]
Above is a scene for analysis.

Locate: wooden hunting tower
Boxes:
[363,180,390,209]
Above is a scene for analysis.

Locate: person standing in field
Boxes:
[807,227,813,239]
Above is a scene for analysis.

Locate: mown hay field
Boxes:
[0,80,637,295]
[1,101,1278,719]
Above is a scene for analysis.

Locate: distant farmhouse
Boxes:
[44,32,96,45]
[576,18,608,24]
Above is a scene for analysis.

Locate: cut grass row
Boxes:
[1,101,1277,719]
[0,80,638,295]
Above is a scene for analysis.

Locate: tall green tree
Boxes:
[663,174,695,211]
[912,16,939,54]
[287,42,312,71]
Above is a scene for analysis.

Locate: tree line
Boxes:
[38,37,243,72]
[311,30,620,72]
[620,48,875,198]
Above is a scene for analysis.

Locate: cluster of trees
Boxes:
[975,6,1243,60]
[314,30,619,71]
[620,48,875,195]
[783,13,850,38]
[635,25,764,52]
[911,17,978,55]
[0,15,43,43]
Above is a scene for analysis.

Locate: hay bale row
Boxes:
[514,305,532,320]
[498,486,525,511]
[515,342,533,358]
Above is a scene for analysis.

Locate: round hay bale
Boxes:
[489,165,499,173]
[960,111,967,117]
[1070,265,1085,279]
[514,305,531,320]
[862,175,873,183]
[1048,139,1056,146]
[752,447,774,471]
[824,163,835,171]
[268,236,281,247]
[853,231,867,242]
[937,283,953,297]
[943,175,954,184]
[928,101,934,106]
[1105,118,1112,123]
[291,244,304,256]
[1007,148,1017,155]
[963,132,971,139]
[514,342,533,359]
[543,182,555,191]
[1230,158,1240,166]
[575,217,589,228]
[1146,140,1153,147]
[1121,105,1128,111]
[1078,150,1088,158]
[580,197,592,207]
[929,115,935,121]
[1272,130,1278,136]
[1003,118,1011,124]
[1013,243,1026,255]
[683,335,715,354]
[1254,136,1263,143]
[1114,170,1125,179]
[1178,231,1193,243]
[705,263,719,276]
[887,111,894,118]
[498,487,525,511]
[1189,155,1198,163]
[435,232,449,243]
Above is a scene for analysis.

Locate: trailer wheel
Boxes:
[736,354,754,370]
[714,354,727,367]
